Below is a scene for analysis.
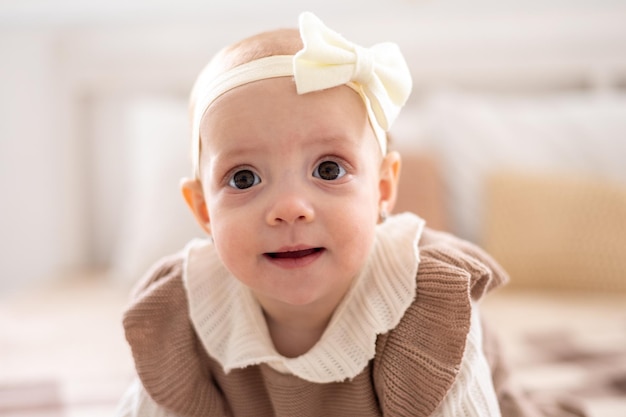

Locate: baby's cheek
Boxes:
[335,212,377,263]
[211,222,246,266]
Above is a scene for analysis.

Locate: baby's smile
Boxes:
[264,247,325,268]
[266,247,324,259]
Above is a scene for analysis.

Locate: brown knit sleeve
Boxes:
[123,255,230,417]
[373,228,508,417]
[417,228,508,301]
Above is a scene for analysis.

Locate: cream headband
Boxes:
[190,11,413,178]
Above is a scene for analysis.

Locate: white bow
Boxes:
[294,12,413,132]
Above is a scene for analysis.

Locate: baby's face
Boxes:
[197,77,386,312]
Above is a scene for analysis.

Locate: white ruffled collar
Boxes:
[183,212,425,383]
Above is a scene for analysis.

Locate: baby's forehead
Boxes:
[206,77,366,125]
[199,78,375,156]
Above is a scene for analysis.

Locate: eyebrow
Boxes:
[220,129,357,154]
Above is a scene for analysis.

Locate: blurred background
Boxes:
[1,0,625,415]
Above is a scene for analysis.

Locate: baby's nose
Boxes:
[265,186,315,226]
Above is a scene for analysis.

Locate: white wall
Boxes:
[1,0,626,292]
[0,29,85,291]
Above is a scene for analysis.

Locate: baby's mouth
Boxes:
[265,247,324,259]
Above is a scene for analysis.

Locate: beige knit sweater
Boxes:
[119,216,582,417]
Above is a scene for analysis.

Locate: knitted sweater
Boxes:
[118,214,543,417]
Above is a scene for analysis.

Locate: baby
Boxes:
[116,12,547,417]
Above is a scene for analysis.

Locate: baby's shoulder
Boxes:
[129,252,186,302]
[417,227,508,301]
[122,250,224,415]
[371,228,505,415]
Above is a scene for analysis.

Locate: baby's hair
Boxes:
[190,29,301,114]
[218,29,303,72]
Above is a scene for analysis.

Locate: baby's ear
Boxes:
[180,178,211,234]
[378,151,401,214]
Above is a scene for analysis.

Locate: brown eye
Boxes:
[314,161,346,181]
[229,169,260,189]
